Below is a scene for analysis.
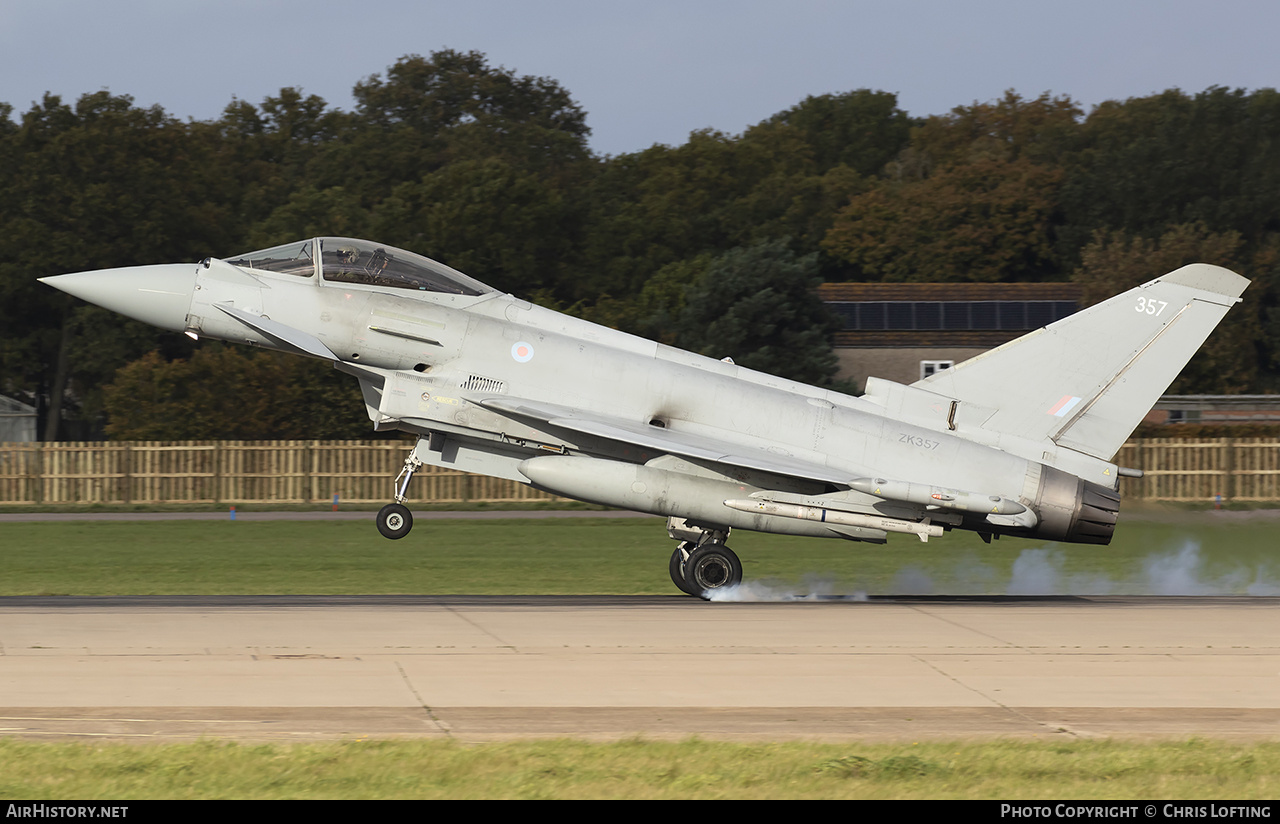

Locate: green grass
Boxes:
[0,516,1277,595]
[1,737,1277,799]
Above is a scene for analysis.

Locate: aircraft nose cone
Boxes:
[39,264,198,332]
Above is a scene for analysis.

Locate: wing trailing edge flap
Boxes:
[912,264,1250,461]
[477,397,852,487]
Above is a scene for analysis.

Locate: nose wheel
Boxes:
[377,503,413,539]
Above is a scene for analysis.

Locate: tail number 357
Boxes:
[1136,297,1168,316]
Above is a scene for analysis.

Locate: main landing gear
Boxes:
[667,518,743,599]
[376,448,424,540]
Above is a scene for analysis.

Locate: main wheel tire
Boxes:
[377,503,413,540]
[669,544,701,596]
[684,543,743,598]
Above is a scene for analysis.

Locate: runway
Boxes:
[2,594,1279,743]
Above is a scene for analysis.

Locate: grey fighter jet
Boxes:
[41,237,1249,597]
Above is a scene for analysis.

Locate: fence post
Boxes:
[34,442,44,504]
[121,442,132,504]
[304,441,313,503]
[1224,436,1236,503]
[213,441,222,504]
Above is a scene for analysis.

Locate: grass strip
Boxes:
[1,518,1278,595]
[1,737,1277,799]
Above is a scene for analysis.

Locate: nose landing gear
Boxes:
[376,448,424,540]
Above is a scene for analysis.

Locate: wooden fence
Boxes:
[1,438,1278,505]
[0,440,560,505]
[1112,438,1280,502]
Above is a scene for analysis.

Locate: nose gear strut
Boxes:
[376,449,423,539]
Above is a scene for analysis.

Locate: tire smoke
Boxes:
[704,538,1280,601]
[705,575,869,602]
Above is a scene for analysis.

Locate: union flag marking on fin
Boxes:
[1048,395,1082,417]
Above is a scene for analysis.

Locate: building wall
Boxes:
[835,347,990,391]
[0,396,36,442]
[819,281,1081,394]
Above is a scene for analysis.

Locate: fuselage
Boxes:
[42,237,1123,546]
[235,258,1103,544]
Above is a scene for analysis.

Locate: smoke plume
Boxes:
[705,538,1280,601]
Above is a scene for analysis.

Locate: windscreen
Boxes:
[225,240,316,277]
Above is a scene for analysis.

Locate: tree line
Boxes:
[2,50,1278,440]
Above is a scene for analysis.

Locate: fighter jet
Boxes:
[41,237,1249,597]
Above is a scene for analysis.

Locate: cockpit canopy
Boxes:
[225,237,496,297]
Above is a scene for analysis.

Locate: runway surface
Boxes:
[2,594,1279,743]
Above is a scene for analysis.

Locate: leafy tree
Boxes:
[1058,87,1280,262]
[213,88,348,233]
[1071,223,1259,393]
[324,51,595,297]
[14,55,1280,438]
[0,92,227,438]
[571,254,713,343]
[762,89,913,176]
[670,242,839,385]
[336,50,591,195]
[575,129,758,299]
[822,156,1063,282]
[900,90,1082,174]
[354,50,589,140]
[248,185,374,248]
[819,92,1080,284]
[102,346,372,440]
[573,243,839,386]
[1072,223,1246,305]
[371,157,579,296]
[574,113,885,301]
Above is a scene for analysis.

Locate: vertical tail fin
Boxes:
[915,264,1249,460]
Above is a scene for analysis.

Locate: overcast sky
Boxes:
[2,0,1278,156]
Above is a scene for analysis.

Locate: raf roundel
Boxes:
[511,341,535,363]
